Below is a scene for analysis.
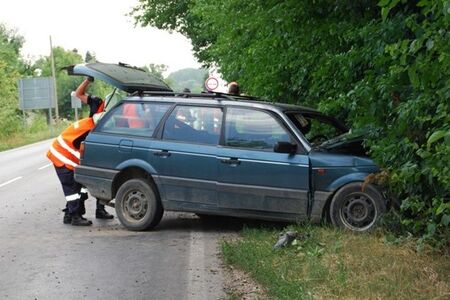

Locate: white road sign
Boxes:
[204,77,219,91]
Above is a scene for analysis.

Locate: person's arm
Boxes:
[75,78,93,104]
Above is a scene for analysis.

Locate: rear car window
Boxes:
[96,102,171,137]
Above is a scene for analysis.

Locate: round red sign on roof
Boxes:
[204,77,219,91]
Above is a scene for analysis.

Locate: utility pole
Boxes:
[50,35,59,123]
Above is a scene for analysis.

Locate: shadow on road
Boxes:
[156,212,290,234]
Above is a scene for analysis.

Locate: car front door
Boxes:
[217,107,310,220]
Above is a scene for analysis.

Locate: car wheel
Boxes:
[115,179,163,231]
[329,182,385,232]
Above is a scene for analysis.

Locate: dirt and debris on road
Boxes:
[221,234,268,300]
[223,264,267,300]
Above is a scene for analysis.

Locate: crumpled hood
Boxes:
[316,128,370,157]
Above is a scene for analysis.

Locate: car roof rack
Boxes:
[129,90,263,102]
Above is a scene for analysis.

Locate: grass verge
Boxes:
[0,121,69,152]
[221,225,450,300]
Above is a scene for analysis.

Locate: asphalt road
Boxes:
[0,139,241,300]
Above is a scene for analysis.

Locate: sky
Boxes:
[0,0,201,74]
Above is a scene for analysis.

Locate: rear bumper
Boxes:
[74,165,119,200]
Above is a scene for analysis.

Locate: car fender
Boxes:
[116,159,157,175]
[327,172,369,192]
[111,159,166,201]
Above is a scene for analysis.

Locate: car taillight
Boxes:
[80,141,85,159]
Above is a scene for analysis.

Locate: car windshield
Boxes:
[286,111,348,146]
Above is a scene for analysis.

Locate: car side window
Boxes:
[97,102,171,137]
[162,106,223,145]
[225,107,291,150]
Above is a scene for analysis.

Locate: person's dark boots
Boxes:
[79,200,86,216]
[63,208,71,224]
[96,208,114,219]
[80,215,92,224]
[78,204,92,223]
[71,213,92,226]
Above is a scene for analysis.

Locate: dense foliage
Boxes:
[132,0,449,245]
[0,25,26,137]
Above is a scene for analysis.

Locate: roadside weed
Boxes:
[221,225,449,299]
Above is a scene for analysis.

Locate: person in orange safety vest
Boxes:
[47,77,113,226]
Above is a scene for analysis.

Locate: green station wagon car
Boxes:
[71,63,387,232]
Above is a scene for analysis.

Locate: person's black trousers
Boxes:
[54,166,81,214]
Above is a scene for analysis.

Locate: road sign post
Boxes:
[71,91,82,120]
[50,36,59,122]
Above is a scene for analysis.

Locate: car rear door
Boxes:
[150,105,223,211]
[78,101,172,198]
[216,107,310,220]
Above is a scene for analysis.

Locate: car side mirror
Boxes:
[274,141,297,154]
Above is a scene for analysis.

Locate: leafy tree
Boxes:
[132,0,449,246]
[85,51,97,63]
[141,63,167,81]
[0,24,25,137]
[32,47,113,119]
[0,24,24,57]
[368,0,450,247]
[32,47,84,119]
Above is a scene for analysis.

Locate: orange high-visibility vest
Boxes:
[47,118,95,170]
[123,103,145,128]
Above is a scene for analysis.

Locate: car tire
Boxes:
[115,179,163,231]
[329,182,385,232]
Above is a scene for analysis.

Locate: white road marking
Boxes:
[0,176,23,188]
[186,228,225,300]
[187,230,207,300]
[38,163,52,170]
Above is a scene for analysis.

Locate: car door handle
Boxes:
[220,158,241,165]
[119,139,133,153]
[154,150,171,157]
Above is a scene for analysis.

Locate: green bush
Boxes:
[366,0,450,246]
[132,0,450,246]
[0,109,22,139]
[27,113,49,134]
